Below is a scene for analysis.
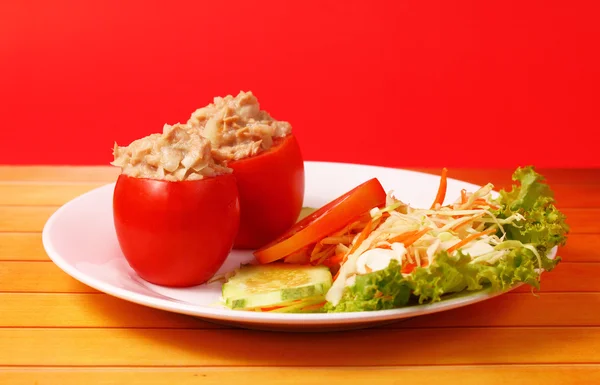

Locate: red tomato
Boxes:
[228,134,305,249]
[253,178,387,264]
[113,173,240,287]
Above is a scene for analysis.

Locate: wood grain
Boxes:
[0,206,57,232]
[0,233,46,261]
[0,292,598,329]
[511,262,600,292]
[558,208,599,233]
[0,183,105,206]
[0,166,598,383]
[1,327,598,366]
[561,234,600,262]
[2,365,599,385]
[395,292,600,328]
[0,166,119,182]
[0,293,214,329]
[0,262,97,293]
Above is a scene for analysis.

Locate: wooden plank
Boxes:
[549,183,600,208]
[561,208,599,233]
[2,233,597,262]
[1,205,595,233]
[512,262,600,292]
[394,292,600,328]
[2,260,598,294]
[0,183,105,206]
[0,262,97,293]
[1,365,599,385]
[0,327,598,366]
[561,234,600,262]
[0,166,119,183]
[0,292,598,329]
[0,206,57,232]
[0,293,216,329]
[0,233,46,261]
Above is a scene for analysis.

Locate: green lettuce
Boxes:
[492,166,569,262]
[326,166,569,313]
[324,259,412,312]
[326,246,544,312]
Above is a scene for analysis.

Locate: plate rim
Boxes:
[41,161,543,326]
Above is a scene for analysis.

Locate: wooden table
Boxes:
[0,166,598,384]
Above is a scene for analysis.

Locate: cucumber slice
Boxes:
[222,264,332,310]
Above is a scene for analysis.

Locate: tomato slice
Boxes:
[253,178,387,264]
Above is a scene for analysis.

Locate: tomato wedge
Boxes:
[253,178,387,264]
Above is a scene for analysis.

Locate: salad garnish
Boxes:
[223,166,569,313]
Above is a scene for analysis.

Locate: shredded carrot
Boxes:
[259,305,285,312]
[323,254,344,267]
[430,167,448,209]
[400,227,432,247]
[447,227,497,253]
[402,255,430,274]
[387,230,419,244]
[451,212,485,231]
[461,189,467,204]
[348,216,381,255]
[313,246,336,265]
[310,242,323,258]
[401,261,417,274]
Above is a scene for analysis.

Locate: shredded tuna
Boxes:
[111,123,232,181]
[187,91,292,163]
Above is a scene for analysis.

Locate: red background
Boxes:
[1,1,598,168]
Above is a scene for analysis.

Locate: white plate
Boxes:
[42,161,555,332]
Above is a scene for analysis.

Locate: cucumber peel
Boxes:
[222,263,332,312]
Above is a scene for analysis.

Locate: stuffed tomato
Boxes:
[111,124,240,287]
[188,91,305,249]
[227,134,304,249]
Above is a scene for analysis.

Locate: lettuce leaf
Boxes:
[325,166,569,313]
[326,246,545,313]
[324,259,411,312]
[492,166,569,261]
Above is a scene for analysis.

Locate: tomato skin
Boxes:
[228,134,305,249]
[253,178,387,264]
[113,173,240,287]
